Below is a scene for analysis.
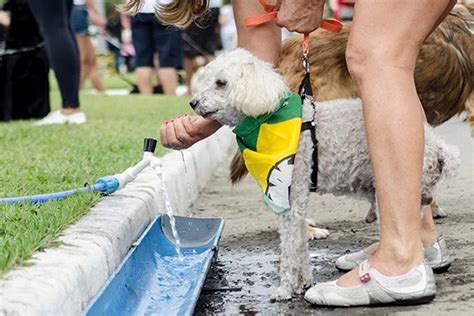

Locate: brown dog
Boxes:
[231,9,474,185]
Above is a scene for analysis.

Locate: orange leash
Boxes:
[244,0,343,54]
[244,1,340,192]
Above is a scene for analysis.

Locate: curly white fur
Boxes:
[190,49,461,301]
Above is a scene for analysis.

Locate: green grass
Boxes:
[49,72,136,91]
[0,81,191,274]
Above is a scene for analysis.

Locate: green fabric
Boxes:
[233,92,302,151]
[231,92,303,214]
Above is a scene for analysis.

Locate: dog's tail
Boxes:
[230,150,248,184]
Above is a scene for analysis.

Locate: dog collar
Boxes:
[233,92,302,214]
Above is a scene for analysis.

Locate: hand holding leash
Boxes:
[275,0,325,33]
[244,0,342,62]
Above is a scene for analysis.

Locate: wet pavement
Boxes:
[192,119,473,315]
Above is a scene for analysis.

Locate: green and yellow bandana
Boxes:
[232,92,302,214]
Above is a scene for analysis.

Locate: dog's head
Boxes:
[190,48,290,126]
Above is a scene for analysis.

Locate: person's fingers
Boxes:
[275,0,324,33]
[182,114,199,138]
[173,117,194,147]
[160,115,219,149]
[165,120,186,149]
[274,0,282,12]
[275,12,290,30]
[159,120,170,147]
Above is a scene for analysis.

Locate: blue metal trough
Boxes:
[84,215,224,316]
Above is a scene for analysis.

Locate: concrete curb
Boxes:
[0,127,235,316]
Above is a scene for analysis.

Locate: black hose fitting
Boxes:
[143,138,158,153]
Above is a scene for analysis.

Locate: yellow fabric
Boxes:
[242,117,302,192]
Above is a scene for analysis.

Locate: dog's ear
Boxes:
[228,61,289,117]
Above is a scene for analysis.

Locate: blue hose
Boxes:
[0,176,120,204]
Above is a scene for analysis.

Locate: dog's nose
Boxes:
[189,99,199,110]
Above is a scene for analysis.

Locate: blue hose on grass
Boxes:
[0,176,120,204]
[1,138,159,205]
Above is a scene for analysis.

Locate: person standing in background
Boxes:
[182,0,220,93]
[28,0,85,125]
[71,0,107,93]
[127,0,183,95]
[219,0,236,51]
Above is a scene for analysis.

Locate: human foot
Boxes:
[305,260,436,306]
[34,110,86,126]
[335,238,451,273]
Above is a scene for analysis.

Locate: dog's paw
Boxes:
[270,287,293,302]
[293,284,307,295]
[305,218,330,240]
[432,205,448,218]
[307,227,330,240]
[364,211,378,223]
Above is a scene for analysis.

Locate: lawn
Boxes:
[0,77,191,274]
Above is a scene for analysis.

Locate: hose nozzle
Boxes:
[143,138,158,153]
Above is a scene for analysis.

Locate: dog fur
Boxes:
[190,49,460,300]
[229,9,472,225]
[280,10,474,127]
[231,9,473,184]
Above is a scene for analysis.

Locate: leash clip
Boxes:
[302,53,310,74]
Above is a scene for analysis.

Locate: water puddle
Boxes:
[195,230,369,314]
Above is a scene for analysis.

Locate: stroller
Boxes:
[0,0,50,121]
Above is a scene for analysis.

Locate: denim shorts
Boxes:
[131,13,183,68]
[71,5,89,36]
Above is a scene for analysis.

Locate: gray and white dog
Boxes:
[190,49,460,301]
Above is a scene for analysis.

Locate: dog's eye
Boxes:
[215,79,227,88]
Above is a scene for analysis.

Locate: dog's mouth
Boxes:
[199,110,219,118]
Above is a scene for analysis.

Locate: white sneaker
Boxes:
[305,260,436,306]
[34,110,86,126]
[335,238,451,273]
[335,249,371,271]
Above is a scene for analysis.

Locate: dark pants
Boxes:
[131,13,183,68]
[26,0,80,108]
[0,47,50,121]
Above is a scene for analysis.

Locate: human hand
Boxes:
[0,11,11,27]
[93,15,107,32]
[159,115,222,150]
[275,0,325,33]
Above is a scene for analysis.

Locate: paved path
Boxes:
[193,118,473,315]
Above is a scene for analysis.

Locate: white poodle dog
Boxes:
[190,48,460,301]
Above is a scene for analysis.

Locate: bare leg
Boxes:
[157,67,178,96]
[184,57,195,93]
[339,0,456,287]
[135,66,154,95]
[153,53,162,87]
[233,0,281,65]
[362,205,439,257]
[76,35,104,92]
[89,65,105,93]
[421,205,438,247]
[76,36,88,86]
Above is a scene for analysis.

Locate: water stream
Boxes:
[153,151,194,260]
[155,163,183,260]
[180,150,193,211]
